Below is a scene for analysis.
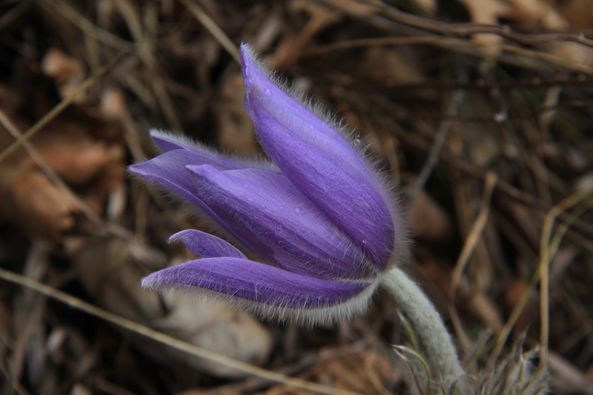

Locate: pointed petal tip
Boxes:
[140,268,183,291]
[148,128,165,138]
[140,273,160,290]
[168,229,246,259]
[168,229,190,243]
[148,129,195,153]
[239,44,267,94]
[127,162,147,176]
[239,43,255,66]
[239,42,252,54]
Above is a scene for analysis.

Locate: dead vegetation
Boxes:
[1,0,593,394]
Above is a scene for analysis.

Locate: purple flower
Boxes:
[129,44,405,324]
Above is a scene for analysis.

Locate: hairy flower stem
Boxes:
[382,267,465,389]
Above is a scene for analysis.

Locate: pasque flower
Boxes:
[130,44,405,324]
[130,44,465,388]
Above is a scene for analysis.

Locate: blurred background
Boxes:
[1,0,593,394]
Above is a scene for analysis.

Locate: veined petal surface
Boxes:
[240,45,394,267]
[129,149,217,218]
[141,257,370,312]
[186,165,372,279]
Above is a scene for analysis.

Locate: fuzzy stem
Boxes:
[382,267,464,388]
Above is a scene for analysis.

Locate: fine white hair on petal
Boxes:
[141,276,381,327]
[148,128,277,171]
[241,43,409,270]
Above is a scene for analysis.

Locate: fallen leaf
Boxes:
[41,48,86,103]
[409,189,452,242]
[72,235,273,377]
[0,167,78,241]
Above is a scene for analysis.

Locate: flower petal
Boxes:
[141,257,375,324]
[240,44,395,267]
[186,164,372,279]
[129,149,213,214]
[169,229,246,258]
[149,129,191,152]
[149,129,249,170]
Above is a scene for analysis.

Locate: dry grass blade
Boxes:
[489,189,593,369]
[393,345,432,395]
[537,190,593,373]
[180,0,240,63]
[0,49,131,164]
[0,268,361,395]
[447,173,497,352]
[449,172,498,299]
[397,129,593,254]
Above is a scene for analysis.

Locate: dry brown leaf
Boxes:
[34,135,121,186]
[509,0,568,29]
[461,0,510,56]
[214,72,257,156]
[72,236,273,378]
[0,121,123,239]
[0,167,79,240]
[100,88,127,120]
[550,41,593,67]
[41,48,87,103]
[558,0,593,29]
[409,189,452,242]
[0,78,124,239]
[412,0,436,15]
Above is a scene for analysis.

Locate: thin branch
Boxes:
[321,0,593,48]
[449,172,498,300]
[395,130,593,251]
[488,189,593,368]
[306,36,593,76]
[447,173,498,352]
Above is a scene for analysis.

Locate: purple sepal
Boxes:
[149,129,250,170]
[132,45,406,325]
[240,45,394,267]
[141,257,369,310]
[169,229,246,258]
[186,164,371,279]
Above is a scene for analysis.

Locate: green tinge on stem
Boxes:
[382,267,465,389]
